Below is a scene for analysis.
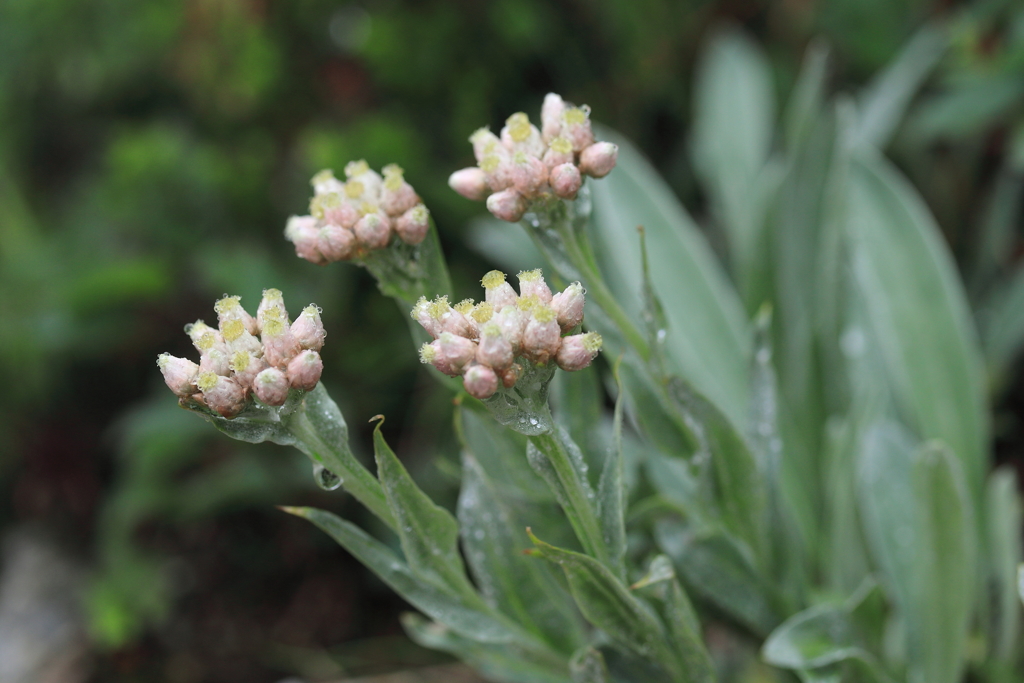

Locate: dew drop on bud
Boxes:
[312,463,343,491]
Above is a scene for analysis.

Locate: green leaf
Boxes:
[853,23,947,149]
[655,519,781,636]
[762,580,893,682]
[457,450,586,654]
[967,165,1023,296]
[287,507,518,644]
[784,40,830,153]
[527,532,686,681]
[402,613,569,683]
[371,418,478,600]
[360,217,452,306]
[589,127,750,428]
[856,423,975,683]
[844,152,988,497]
[570,647,610,683]
[691,25,776,283]
[985,468,1022,661]
[908,75,1024,141]
[597,365,627,581]
[981,257,1024,384]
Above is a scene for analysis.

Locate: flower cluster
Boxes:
[413,269,603,399]
[448,93,619,222]
[286,160,431,264]
[157,290,326,417]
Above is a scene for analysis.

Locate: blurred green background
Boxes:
[1,0,1022,681]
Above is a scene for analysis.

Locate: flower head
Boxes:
[158,292,326,417]
[412,269,598,398]
[448,93,619,222]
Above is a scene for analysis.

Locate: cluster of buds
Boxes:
[157,290,327,417]
[448,93,619,222]
[286,160,431,264]
[413,269,603,399]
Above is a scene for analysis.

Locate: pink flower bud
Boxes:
[158,354,198,398]
[517,269,553,304]
[420,340,459,377]
[230,350,267,390]
[549,163,582,199]
[500,113,545,158]
[285,216,327,265]
[542,137,574,169]
[493,305,527,353]
[486,188,527,222]
[437,332,477,375]
[448,167,490,201]
[463,364,499,399]
[395,205,430,245]
[476,323,514,371]
[185,320,223,355]
[380,164,420,216]
[317,224,356,261]
[323,201,359,229]
[261,315,301,367]
[253,367,290,406]
[287,350,323,391]
[551,281,585,331]
[562,106,595,152]
[411,297,442,339]
[500,362,523,388]
[290,305,326,351]
[470,128,503,164]
[354,212,392,249]
[510,153,548,198]
[541,93,566,143]
[197,372,246,418]
[579,142,618,178]
[556,332,603,371]
[481,270,519,311]
[199,347,232,376]
[215,295,258,336]
[523,306,562,364]
[257,289,289,330]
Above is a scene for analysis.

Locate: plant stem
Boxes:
[530,431,609,567]
[288,410,397,530]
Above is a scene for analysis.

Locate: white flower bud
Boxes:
[317,224,356,261]
[344,160,382,200]
[285,215,327,265]
[541,93,566,142]
[486,188,527,222]
[470,127,503,164]
[380,164,420,216]
[551,281,585,332]
[579,142,618,178]
[311,169,344,195]
[500,112,545,158]
[517,269,553,304]
[253,367,289,406]
[230,350,267,390]
[476,323,514,371]
[448,167,490,201]
[158,354,199,398]
[290,305,326,351]
[463,364,499,399]
[481,270,519,311]
[199,346,232,376]
[523,305,562,364]
[549,163,582,199]
[556,332,603,371]
[287,350,323,391]
[354,212,392,249]
[493,305,527,353]
[185,320,223,355]
[197,372,246,418]
[395,204,430,245]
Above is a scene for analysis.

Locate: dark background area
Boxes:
[1,0,1022,681]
